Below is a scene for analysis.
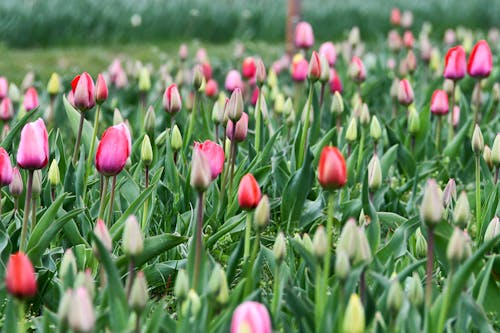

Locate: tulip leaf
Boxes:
[0,107,40,150]
[443,119,471,158]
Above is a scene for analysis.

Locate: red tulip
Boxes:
[467,40,492,78]
[390,8,401,26]
[0,147,13,186]
[5,252,37,298]
[16,118,49,170]
[205,79,218,98]
[348,57,366,83]
[163,84,182,114]
[318,146,347,190]
[201,61,213,81]
[95,73,109,104]
[319,42,337,67]
[0,97,14,121]
[403,31,414,49]
[295,21,315,49]
[238,173,261,210]
[329,69,343,94]
[225,70,243,92]
[397,79,414,106]
[0,77,8,99]
[251,87,259,106]
[242,57,256,79]
[291,58,308,82]
[194,140,225,180]
[23,87,39,112]
[95,124,131,176]
[71,72,95,111]
[444,46,466,80]
[227,112,249,142]
[231,301,272,333]
[308,51,321,81]
[430,90,449,115]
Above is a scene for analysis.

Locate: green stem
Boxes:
[19,170,33,252]
[135,312,141,333]
[31,198,36,229]
[297,81,314,168]
[448,81,455,142]
[356,127,365,180]
[72,110,85,165]
[473,80,481,125]
[435,115,442,153]
[98,176,109,221]
[141,166,149,231]
[254,87,262,154]
[271,264,281,324]
[475,155,481,236]
[244,230,260,296]
[337,284,345,333]
[436,268,454,333]
[243,212,252,260]
[184,91,197,150]
[193,191,204,291]
[228,126,237,200]
[0,191,2,216]
[315,263,323,332]
[323,192,335,299]
[107,175,117,226]
[126,259,135,300]
[17,299,25,333]
[83,104,102,201]
[425,226,435,309]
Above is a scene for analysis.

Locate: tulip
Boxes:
[388,30,402,52]
[319,41,336,66]
[205,79,218,98]
[225,70,243,92]
[467,40,492,78]
[343,294,365,333]
[0,147,13,188]
[0,76,8,99]
[227,88,244,122]
[123,215,144,258]
[308,51,321,82]
[5,252,37,298]
[95,73,108,105]
[95,124,131,177]
[9,167,23,200]
[238,174,261,210]
[201,61,213,81]
[194,140,224,180]
[295,21,314,49]
[401,10,413,28]
[0,97,14,121]
[23,87,39,112]
[17,118,49,170]
[179,44,188,61]
[348,56,366,83]
[47,72,61,96]
[163,84,182,114]
[390,8,401,26]
[255,59,266,86]
[68,287,95,333]
[318,146,347,190]
[403,30,414,49]
[291,57,309,82]
[329,69,343,94]
[430,90,449,115]
[406,50,417,73]
[71,72,95,111]
[93,219,112,255]
[231,301,272,333]
[190,147,212,193]
[242,57,256,79]
[444,46,466,80]
[397,79,414,106]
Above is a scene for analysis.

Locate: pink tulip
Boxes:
[95,73,109,104]
[467,40,493,78]
[0,97,14,121]
[23,87,39,112]
[430,90,449,115]
[319,42,337,66]
[295,21,314,49]
[179,44,188,61]
[196,48,208,63]
[109,59,123,83]
[0,147,13,186]
[242,57,257,79]
[226,112,248,142]
[453,105,460,127]
[390,8,401,26]
[308,51,321,81]
[403,30,414,49]
[194,140,224,180]
[397,79,414,106]
[329,69,343,94]
[225,70,243,92]
[163,84,182,114]
[201,61,213,81]
[291,58,309,82]
[349,57,366,83]
[444,46,466,80]
[205,79,218,98]
[71,72,95,111]
[230,301,271,333]
[387,30,402,52]
[95,124,131,176]
[0,77,8,99]
[16,118,49,170]
[444,29,456,46]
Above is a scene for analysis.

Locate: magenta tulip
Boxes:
[0,147,13,186]
[16,118,49,170]
[71,72,95,111]
[230,301,272,333]
[95,73,109,105]
[0,97,14,121]
[227,112,249,142]
[295,21,314,49]
[225,70,243,92]
[319,42,337,66]
[467,40,493,78]
[194,140,224,180]
[444,46,466,80]
[23,87,39,112]
[0,77,8,99]
[95,124,131,176]
[430,90,449,115]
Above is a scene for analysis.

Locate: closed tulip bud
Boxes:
[193,65,204,90]
[231,301,272,333]
[96,124,131,176]
[408,106,420,134]
[338,218,359,260]
[31,170,42,197]
[318,54,330,83]
[343,294,365,333]
[348,57,366,83]
[390,78,399,100]
[398,79,414,106]
[335,250,350,280]
[348,26,360,46]
[318,146,347,190]
[467,40,493,78]
[9,167,23,197]
[391,8,401,26]
[370,116,382,141]
[138,67,151,92]
[58,289,72,325]
[387,274,404,313]
[182,289,201,317]
[442,178,456,207]
[319,41,337,66]
[255,58,266,86]
[205,79,218,98]
[71,72,95,111]
[6,252,37,298]
[0,97,14,121]
[493,83,500,103]
[355,228,372,265]
[163,84,182,114]
[430,90,449,115]
[129,271,148,313]
[254,195,270,230]
[447,227,469,266]
[227,112,249,142]
[368,155,382,191]
[75,270,95,300]
[123,215,144,258]
[313,225,328,260]
[414,227,427,258]
[284,97,294,115]
[443,46,466,80]
[171,125,183,151]
[420,179,444,226]
[93,219,112,255]
[491,134,500,166]
[331,91,344,115]
[23,87,39,112]
[194,140,225,180]
[295,21,314,49]
[48,159,60,186]
[174,269,189,302]
[227,88,244,122]
[60,248,77,283]
[47,72,61,95]
[308,51,321,82]
[274,93,285,114]
[484,216,499,242]
[406,49,417,73]
[345,117,358,142]
[329,68,343,94]
[242,57,256,79]
[296,234,310,254]
[113,108,124,125]
[0,77,7,99]
[407,272,424,306]
[8,83,20,102]
[141,135,153,166]
[95,74,108,105]
[471,124,484,155]
[208,263,223,296]
[190,148,212,192]
[360,103,370,125]
[17,118,49,170]
[0,147,13,186]
[225,70,243,92]
[273,232,287,264]
[68,287,95,333]
[453,191,470,228]
[443,79,454,96]
[483,145,493,170]
[238,173,261,210]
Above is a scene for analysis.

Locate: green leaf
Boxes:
[0,107,40,150]
[443,119,471,158]
[362,170,380,253]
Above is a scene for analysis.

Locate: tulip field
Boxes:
[1,5,500,333]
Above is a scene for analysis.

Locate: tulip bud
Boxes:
[443,79,454,96]
[484,216,499,242]
[238,173,261,210]
[208,263,223,296]
[471,124,484,155]
[190,148,212,192]
[175,269,189,301]
[48,159,60,186]
[390,78,399,100]
[355,228,372,265]
[17,118,49,170]
[255,58,266,86]
[283,97,294,116]
[414,227,427,258]
[8,83,20,103]
[113,108,124,125]
[227,88,244,122]
[387,274,404,313]
[141,135,153,167]
[407,272,424,307]
[491,134,500,167]
[95,74,108,105]
[171,125,183,151]
[58,289,72,326]
[338,218,359,260]
[482,145,492,170]
[398,79,414,106]
[71,73,95,111]
[408,106,420,134]
[420,179,443,226]
[74,270,95,300]
[307,51,321,82]
[348,57,366,83]
[163,84,182,114]
[0,148,13,186]
[32,170,42,197]
[254,195,270,230]
[369,116,382,141]
[6,252,37,298]
[182,289,201,317]
[122,215,144,258]
[331,91,344,115]
[453,191,470,229]
[319,54,330,83]
[335,250,350,280]
[406,50,417,73]
[360,103,370,126]
[231,301,272,333]
[368,155,382,191]
[9,167,23,197]
[447,227,469,266]
[193,65,204,90]
[312,225,328,260]
[343,294,365,333]
[68,287,95,333]
[93,219,112,256]
[138,67,151,92]
[274,93,285,114]
[60,249,77,285]
[345,117,358,142]
[144,106,156,135]
[442,178,456,208]
[273,232,287,264]
[129,271,148,313]
[47,72,61,95]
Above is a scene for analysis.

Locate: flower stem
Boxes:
[126,259,136,300]
[244,230,260,296]
[83,104,101,201]
[271,263,281,324]
[356,127,365,180]
[436,268,454,333]
[107,175,117,226]
[184,91,197,150]
[473,80,481,125]
[435,115,442,153]
[17,299,25,333]
[19,170,34,252]
[254,87,262,154]
[315,263,324,332]
[141,166,150,231]
[475,154,482,236]
[228,126,237,199]
[243,212,252,260]
[193,191,204,291]
[72,111,85,165]
[448,81,455,142]
[98,176,109,221]
[297,81,314,168]
[425,226,435,309]
[31,198,36,229]
[322,192,335,306]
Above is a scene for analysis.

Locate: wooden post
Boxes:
[286,0,301,56]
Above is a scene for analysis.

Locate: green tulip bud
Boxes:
[370,116,382,141]
[482,145,493,170]
[274,93,285,114]
[355,227,372,265]
[254,195,270,230]
[331,91,344,115]
[8,83,20,102]
[390,78,399,100]
[57,289,72,326]
[312,225,328,260]
[138,67,151,92]
[343,294,365,333]
[283,98,294,116]
[360,103,370,126]
[174,269,189,301]
[447,227,469,266]
[193,65,204,90]
[491,134,500,166]
[338,218,359,260]
[144,106,156,136]
[408,106,420,134]
[273,232,287,264]
[368,154,382,191]
[170,125,183,151]
[471,124,484,155]
[181,289,201,317]
[129,271,148,313]
[319,54,330,83]
[453,191,470,229]
[442,178,456,208]
[122,215,144,258]
[302,233,313,254]
[414,227,427,258]
[32,170,42,197]
[190,148,212,192]
[47,72,61,95]
[345,117,358,143]
[267,69,278,88]
[141,135,153,167]
[75,270,95,300]
[493,83,500,103]
[420,179,443,226]
[113,108,124,125]
[387,274,404,313]
[407,272,423,307]
[48,159,61,186]
[484,216,499,242]
[60,249,77,285]
[335,250,350,280]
